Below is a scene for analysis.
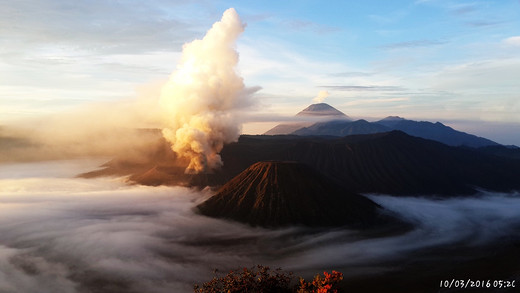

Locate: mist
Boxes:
[1,160,519,292]
[0,83,164,163]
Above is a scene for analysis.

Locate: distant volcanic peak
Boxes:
[296,103,348,118]
[263,103,349,135]
[197,161,383,228]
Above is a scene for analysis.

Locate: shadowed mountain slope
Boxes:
[196,161,388,228]
[80,131,520,196]
[219,132,520,196]
[292,119,389,136]
[475,145,520,160]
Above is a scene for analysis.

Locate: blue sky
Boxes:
[1,0,519,144]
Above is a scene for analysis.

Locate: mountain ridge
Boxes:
[293,119,390,136]
[265,103,500,148]
[376,117,498,148]
[80,131,520,196]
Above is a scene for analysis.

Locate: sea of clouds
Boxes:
[0,160,519,293]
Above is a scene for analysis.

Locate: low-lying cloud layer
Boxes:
[1,161,519,292]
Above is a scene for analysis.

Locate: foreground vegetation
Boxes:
[194,265,343,293]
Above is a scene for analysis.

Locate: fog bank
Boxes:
[0,161,519,292]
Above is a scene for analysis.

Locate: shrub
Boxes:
[194,265,343,293]
[297,270,343,293]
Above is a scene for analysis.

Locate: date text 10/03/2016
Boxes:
[440,279,515,289]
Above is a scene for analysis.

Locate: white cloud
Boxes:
[429,59,520,92]
[342,97,409,107]
[0,0,206,123]
[503,36,520,47]
[0,0,200,55]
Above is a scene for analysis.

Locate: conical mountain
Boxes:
[296,103,349,118]
[196,161,385,228]
[264,103,349,135]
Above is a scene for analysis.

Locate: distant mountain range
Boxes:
[265,103,500,148]
[376,116,498,148]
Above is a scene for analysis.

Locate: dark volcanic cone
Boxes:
[197,161,388,228]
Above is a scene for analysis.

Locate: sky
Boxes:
[1,0,520,144]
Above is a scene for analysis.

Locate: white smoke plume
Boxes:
[312,90,329,103]
[160,8,255,174]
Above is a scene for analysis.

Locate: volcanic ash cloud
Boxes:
[159,8,254,174]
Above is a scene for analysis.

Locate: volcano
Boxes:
[196,161,389,228]
[296,103,349,117]
[264,103,349,135]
